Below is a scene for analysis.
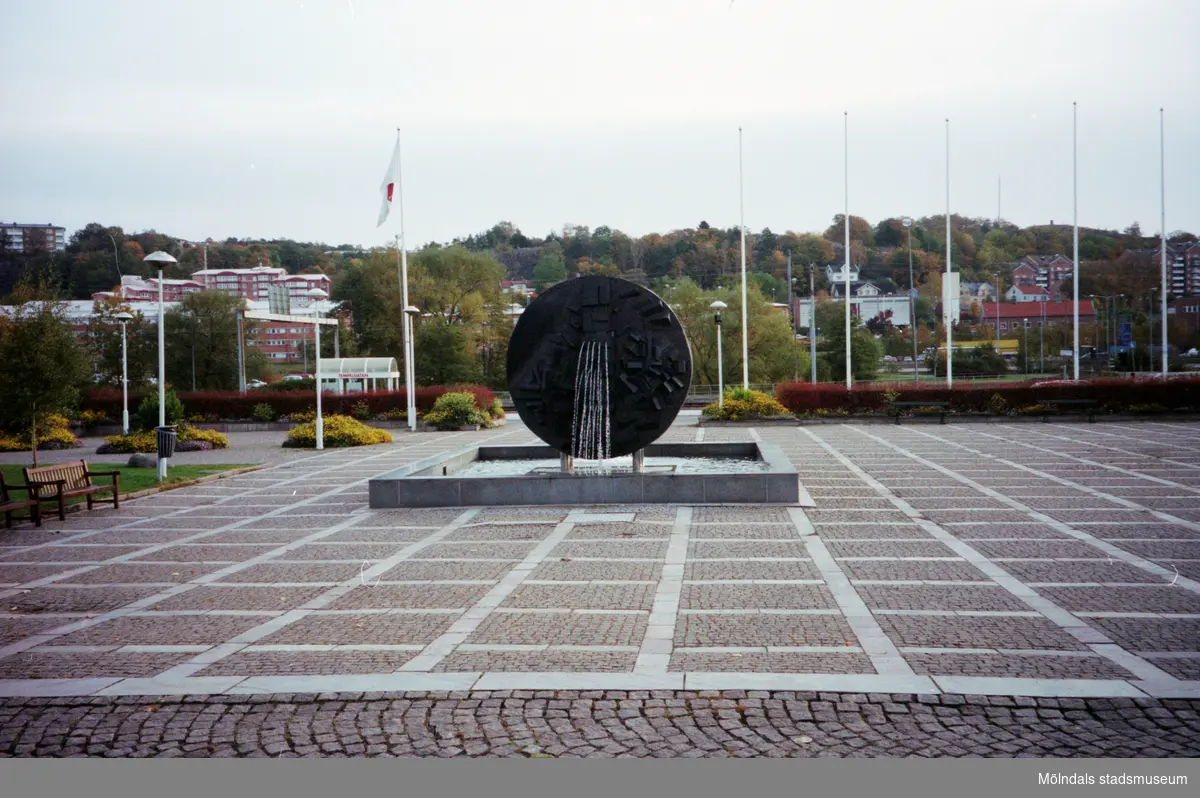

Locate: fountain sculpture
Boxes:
[368,276,798,507]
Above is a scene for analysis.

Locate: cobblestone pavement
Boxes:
[2,691,1198,757]
[1,419,1199,717]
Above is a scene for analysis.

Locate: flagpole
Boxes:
[394,129,417,432]
[738,126,749,390]
[844,111,851,391]
[945,118,953,389]
[1160,107,1168,376]
[1073,102,1080,381]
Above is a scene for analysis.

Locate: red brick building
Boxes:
[981,300,1095,334]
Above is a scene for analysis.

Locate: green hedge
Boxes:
[775,377,1197,415]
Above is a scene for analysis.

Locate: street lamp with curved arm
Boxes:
[107,232,121,279]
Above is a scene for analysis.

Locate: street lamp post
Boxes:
[1040,300,1045,374]
[1149,288,1158,373]
[711,301,727,409]
[144,251,176,482]
[115,311,133,434]
[1023,318,1029,376]
[107,232,121,280]
[809,264,817,384]
[307,288,329,450]
[902,217,917,383]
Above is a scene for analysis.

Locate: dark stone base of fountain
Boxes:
[367,442,800,508]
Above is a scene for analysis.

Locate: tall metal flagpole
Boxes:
[394,129,417,432]
[1160,108,1168,376]
[738,127,749,390]
[844,112,851,390]
[945,118,953,388]
[1073,102,1080,381]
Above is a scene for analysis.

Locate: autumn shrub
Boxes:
[702,388,789,421]
[0,414,83,451]
[98,424,228,454]
[1128,403,1169,415]
[351,400,372,420]
[283,415,392,448]
[97,430,157,454]
[180,426,229,448]
[377,408,409,421]
[987,393,1009,416]
[283,409,316,424]
[252,403,276,422]
[423,392,486,429]
[78,409,112,429]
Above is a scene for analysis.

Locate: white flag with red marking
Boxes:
[377,132,400,227]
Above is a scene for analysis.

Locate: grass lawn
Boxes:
[0,463,256,499]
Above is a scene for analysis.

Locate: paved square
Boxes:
[2,419,1200,757]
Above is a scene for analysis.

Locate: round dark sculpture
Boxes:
[507,276,692,458]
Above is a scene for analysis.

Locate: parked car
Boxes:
[247,379,267,389]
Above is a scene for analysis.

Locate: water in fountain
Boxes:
[570,339,611,462]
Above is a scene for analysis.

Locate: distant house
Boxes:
[1011,263,1039,286]
[824,263,860,284]
[1011,254,1073,298]
[501,279,533,297]
[855,282,882,297]
[961,281,996,301]
[1005,284,1050,303]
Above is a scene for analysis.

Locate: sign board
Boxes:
[268,283,291,315]
[244,311,336,326]
[338,373,370,379]
[1118,320,1133,347]
[941,273,960,323]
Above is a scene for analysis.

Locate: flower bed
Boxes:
[97,425,229,454]
[0,414,83,452]
[81,385,498,423]
[283,415,392,448]
[701,388,790,422]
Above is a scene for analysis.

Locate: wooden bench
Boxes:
[23,460,120,521]
[1037,398,1097,423]
[1,473,41,528]
[888,400,950,425]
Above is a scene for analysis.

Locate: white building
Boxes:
[1,222,67,253]
[1005,284,1050,303]
[824,263,860,284]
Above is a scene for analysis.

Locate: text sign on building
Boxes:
[338,373,370,379]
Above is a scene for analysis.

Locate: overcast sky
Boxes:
[2,0,1196,248]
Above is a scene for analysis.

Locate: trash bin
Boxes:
[156,425,178,460]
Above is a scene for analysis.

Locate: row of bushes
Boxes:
[774,377,1197,415]
[80,385,498,424]
[0,415,83,452]
[97,425,230,454]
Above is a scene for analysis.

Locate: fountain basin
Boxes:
[368,442,800,508]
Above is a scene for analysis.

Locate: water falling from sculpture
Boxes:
[570,339,611,461]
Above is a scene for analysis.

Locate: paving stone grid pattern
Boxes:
[1,419,1200,714]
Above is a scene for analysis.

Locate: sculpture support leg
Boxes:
[632,449,645,473]
[560,453,574,474]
